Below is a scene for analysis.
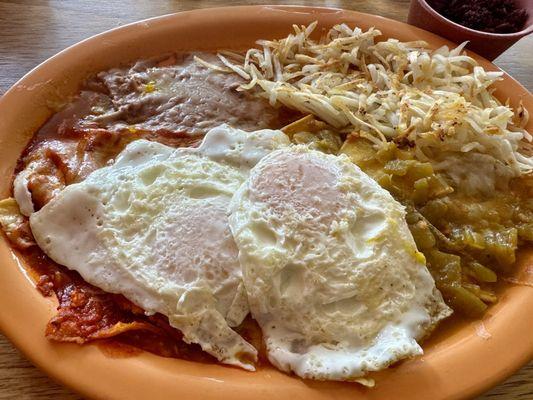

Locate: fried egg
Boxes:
[28,124,290,370]
[228,146,452,380]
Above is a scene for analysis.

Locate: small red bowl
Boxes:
[408,0,533,60]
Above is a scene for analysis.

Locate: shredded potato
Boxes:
[202,22,532,195]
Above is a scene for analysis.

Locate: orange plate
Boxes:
[0,5,531,400]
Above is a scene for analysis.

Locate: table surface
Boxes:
[0,1,531,399]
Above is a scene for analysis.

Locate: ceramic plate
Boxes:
[0,6,531,400]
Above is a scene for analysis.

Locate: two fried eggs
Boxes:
[21,125,451,380]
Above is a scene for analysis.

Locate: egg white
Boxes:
[228,145,452,380]
[28,124,290,370]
